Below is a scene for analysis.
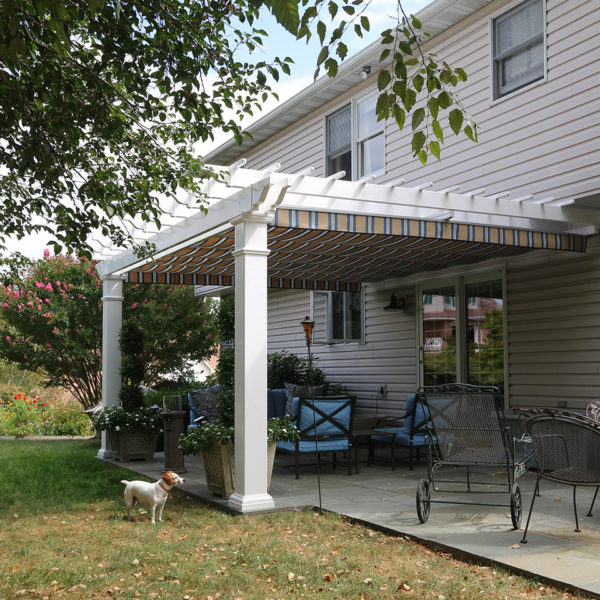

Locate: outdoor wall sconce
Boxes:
[383,293,407,311]
[360,65,372,80]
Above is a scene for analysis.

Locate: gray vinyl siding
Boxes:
[506,236,600,410]
[238,0,599,208]
[268,285,418,417]
[256,0,600,413]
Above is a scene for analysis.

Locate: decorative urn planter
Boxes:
[109,427,158,462]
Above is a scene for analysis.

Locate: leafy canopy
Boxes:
[0,0,291,256]
[0,0,475,255]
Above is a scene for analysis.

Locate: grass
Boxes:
[0,440,590,600]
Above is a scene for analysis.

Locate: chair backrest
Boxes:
[296,397,353,441]
[188,384,221,425]
[404,394,430,434]
[521,408,600,484]
[268,389,288,419]
[418,383,509,464]
[586,399,600,422]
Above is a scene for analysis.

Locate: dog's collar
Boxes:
[159,482,170,494]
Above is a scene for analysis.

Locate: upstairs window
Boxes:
[326,105,352,180]
[326,92,384,180]
[492,0,545,99]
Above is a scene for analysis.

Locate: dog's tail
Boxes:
[120,480,130,485]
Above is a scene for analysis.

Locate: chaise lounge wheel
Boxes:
[510,483,522,529]
[416,479,431,523]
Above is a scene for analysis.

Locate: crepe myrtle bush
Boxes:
[0,251,217,410]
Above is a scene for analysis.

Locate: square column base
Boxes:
[228,492,275,513]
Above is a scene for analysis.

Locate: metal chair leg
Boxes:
[521,474,541,544]
[587,486,599,517]
[573,485,580,532]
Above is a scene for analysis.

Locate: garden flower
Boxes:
[2,302,8,308]
[131,302,138,309]
[45,283,53,291]
[35,282,45,288]
[44,248,50,257]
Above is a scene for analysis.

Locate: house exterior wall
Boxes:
[506,234,600,411]
[241,0,599,208]
[256,0,600,413]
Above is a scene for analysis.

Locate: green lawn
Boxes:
[0,439,587,600]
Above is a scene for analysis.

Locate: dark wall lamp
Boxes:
[383,293,407,311]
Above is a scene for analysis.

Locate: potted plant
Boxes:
[91,322,161,461]
[178,416,299,498]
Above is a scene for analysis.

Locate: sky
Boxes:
[5,0,432,261]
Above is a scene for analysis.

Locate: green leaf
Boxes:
[449,108,464,135]
[317,20,326,44]
[360,16,370,31]
[411,107,425,131]
[375,92,390,117]
[392,103,406,129]
[432,119,444,143]
[404,57,419,67]
[418,149,428,165]
[413,74,424,92]
[412,130,426,154]
[399,41,412,55]
[377,69,391,91]
[324,57,338,78]
[316,45,329,66]
[455,67,467,82]
[403,88,417,112]
[429,140,441,160]
[464,123,478,142]
[88,0,105,13]
[268,0,301,34]
[438,90,452,109]
[328,1,338,18]
[379,48,391,62]
[427,96,439,120]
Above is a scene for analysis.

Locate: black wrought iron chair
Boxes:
[520,408,600,543]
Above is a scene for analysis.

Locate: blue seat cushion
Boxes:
[277,439,350,453]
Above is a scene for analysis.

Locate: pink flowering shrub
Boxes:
[0,252,217,411]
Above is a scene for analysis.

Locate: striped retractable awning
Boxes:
[126,208,588,291]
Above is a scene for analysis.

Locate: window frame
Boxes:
[324,89,386,181]
[311,288,366,345]
[417,270,508,407]
[489,0,547,103]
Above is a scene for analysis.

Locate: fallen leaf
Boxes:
[510,544,520,550]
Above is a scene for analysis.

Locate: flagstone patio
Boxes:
[100,448,600,598]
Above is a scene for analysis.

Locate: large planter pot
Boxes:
[200,441,277,499]
[109,428,158,462]
[201,441,235,498]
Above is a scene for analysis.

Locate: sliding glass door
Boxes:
[420,274,505,394]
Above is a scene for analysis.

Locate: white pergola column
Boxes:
[97,275,124,459]
[228,212,275,512]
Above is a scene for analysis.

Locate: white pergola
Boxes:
[96,162,597,512]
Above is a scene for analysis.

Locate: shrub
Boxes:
[0,392,91,437]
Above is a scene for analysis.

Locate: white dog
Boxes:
[121,471,184,524]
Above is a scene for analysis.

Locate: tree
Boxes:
[0,1,473,255]
[0,252,217,409]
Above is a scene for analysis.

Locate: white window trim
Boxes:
[488,0,547,105]
[311,288,366,345]
[416,269,508,408]
[323,88,386,181]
